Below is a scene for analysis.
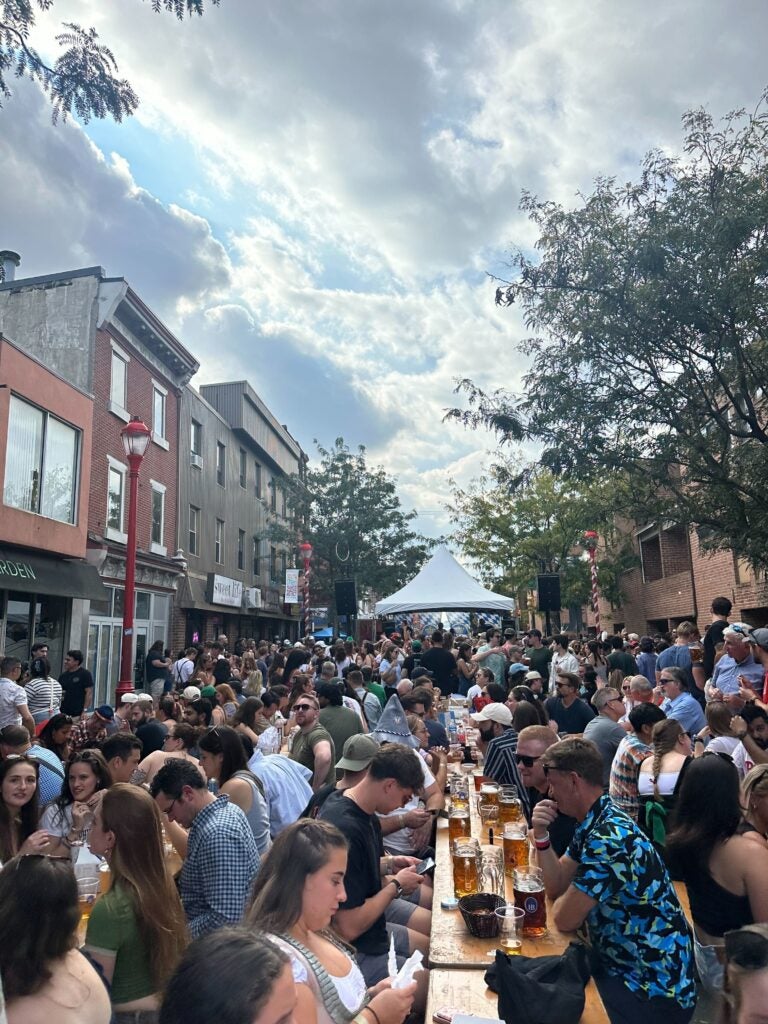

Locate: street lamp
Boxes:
[299,541,313,638]
[583,530,601,637]
[117,416,152,699]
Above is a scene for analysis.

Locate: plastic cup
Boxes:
[495,904,525,954]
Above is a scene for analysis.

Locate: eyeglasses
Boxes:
[294,704,315,712]
[159,796,179,816]
[542,765,573,777]
[724,927,768,969]
[659,677,676,684]
[515,753,541,767]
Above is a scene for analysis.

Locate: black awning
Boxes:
[0,548,107,601]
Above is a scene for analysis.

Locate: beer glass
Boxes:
[478,801,499,841]
[495,904,525,954]
[502,823,529,876]
[448,805,471,845]
[513,866,547,937]
[498,785,522,825]
[452,839,481,898]
[479,845,505,897]
[77,876,99,926]
[450,776,470,811]
[472,768,486,792]
[479,782,500,808]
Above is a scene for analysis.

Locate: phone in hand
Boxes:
[414,856,435,875]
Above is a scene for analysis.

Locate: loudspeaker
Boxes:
[537,574,561,612]
[334,579,357,616]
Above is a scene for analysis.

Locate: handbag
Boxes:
[484,941,591,1024]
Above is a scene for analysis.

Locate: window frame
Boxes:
[216,442,226,487]
[239,448,247,489]
[150,480,167,555]
[151,381,169,450]
[190,419,202,456]
[237,528,245,571]
[254,462,262,499]
[105,455,128,543]
[215,518,225,565]
[189,505,200,556]
[252,536,261,577]
[108,341,130,422]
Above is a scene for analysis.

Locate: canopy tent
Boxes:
[375,545,515,615]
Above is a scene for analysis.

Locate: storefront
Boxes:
[176,574,300,647]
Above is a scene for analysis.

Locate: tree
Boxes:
[448,93,768,571]
[0,0,220,122]
[448,461,637,623]
[271,437,430,622]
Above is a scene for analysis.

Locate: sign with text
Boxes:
[285,568,300,603]
[206,573,243,608]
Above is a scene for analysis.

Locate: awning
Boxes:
[0,548,107,601]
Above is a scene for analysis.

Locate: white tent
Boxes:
[375,545,515,615]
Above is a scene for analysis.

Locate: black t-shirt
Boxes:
[526,788,577,856]
[59,667,94,715]
[302,783,337,819]
[543,695,596,734]
[145,654,168,683]
[420,648,458,692]
[703,620,728,679]
[527,647,553,678]
[319,790,387,955]
[424,716,449,750]
[135,720,167,756]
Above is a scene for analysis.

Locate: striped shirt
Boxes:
[482,729,530,817]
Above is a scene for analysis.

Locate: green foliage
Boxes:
[270,437,430,617]
[0,0,220,122]
[450,93,768,571]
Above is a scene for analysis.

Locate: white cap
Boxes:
[182,685,201,701]
[135,692,154,704]
[120,692,139,704]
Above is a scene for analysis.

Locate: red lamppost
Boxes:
[583,530,601,637]
[117,416,152,699]
[299,541,313,638]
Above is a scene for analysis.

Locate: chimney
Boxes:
[0,251,21,283]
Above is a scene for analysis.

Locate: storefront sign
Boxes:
[285,569,300,603]
[0,558,37,581]
[206,573,243,608]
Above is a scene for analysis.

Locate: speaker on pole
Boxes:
[334,580,358,617]
[536,574,561,612]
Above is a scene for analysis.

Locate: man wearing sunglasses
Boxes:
[289,694,335,792]
[470,702,529,816]
[514,725,576,855]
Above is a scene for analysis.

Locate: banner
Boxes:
[285,568,300,603]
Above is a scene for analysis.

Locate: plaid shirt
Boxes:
[608,733,651,820]
[70,717,107,751]
[181,794,260,938]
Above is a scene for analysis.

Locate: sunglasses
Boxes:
[542,765,572,777]
[724,927,768,969]
[515,753,540,768]
[294,704,316,712]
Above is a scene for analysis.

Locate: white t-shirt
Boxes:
[379,754,435,854]
[0,677,28,729]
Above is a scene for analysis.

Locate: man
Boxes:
[289,693,335,791]
[544,671,596,735]
[400,639,424,681]
[58,649,94,717]
[708,623,765,698]
[524,629,553,683]
[548,635,579,693]
[317,682,363,774]
[533,738,696,1023]
[609,703,666,820]
[303,734,381,818]
[606,635,638,677]
[171,648,197,688]
[113,692,137,733]
[628,674,655,706]
[524,670,546,702]
[0,724,64,804]
[181,685,202,706]
[348,668,383,728]
[659,667,706,734]
[184,698,213,728]
[703,596,732,679]
[514,725,577,855]
[654,621,704,699]
[419,631,458,693]
[471,630,507,686]
[751,627,768,698]
[151,759,259,937]
[470,703,528,815]
[0,657,35,735]
[101,733,143,784]
[248,744,313,837]
[402,687,449,749]
[131,701,168,755]
[582,689,627,790]
[70,705,115,750]
[319,744,429,1014]
[731,704,768,772]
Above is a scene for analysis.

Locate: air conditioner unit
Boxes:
[244,587,262,610]
[190,453,203,469]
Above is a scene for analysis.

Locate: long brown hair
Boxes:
[650,719,685,799]
[0,756,39,861]
[100,784,187,985]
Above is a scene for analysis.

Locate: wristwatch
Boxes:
[390,879,404,899]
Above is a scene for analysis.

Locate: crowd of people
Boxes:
[0,601,766,1023]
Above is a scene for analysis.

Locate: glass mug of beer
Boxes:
[513,866,547,937]
[448,805,471,845]
[479,782,500,808]
[479,844,505,897]
[498,786,522,825]
[502,823,529,876]
[450,776,470,811]
[452,839,481,899]
[472,768,486,792]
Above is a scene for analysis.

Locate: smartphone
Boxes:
[415,856,435,875]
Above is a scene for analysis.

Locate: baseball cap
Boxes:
[182,685,202,701]
[411,640,422,652]
[136,692,154,704]
[470,702,513,727]
[525,670,542,682]
[200,685,217,699]
[751,628,768,651]
[336,734,380,772]
[120,692,139,705]
[503,628,515,637]
[507,662,527,675]
[95,705,115,721]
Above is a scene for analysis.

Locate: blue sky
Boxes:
[1,0,766,539]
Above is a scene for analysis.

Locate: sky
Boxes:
[1,0,765,541]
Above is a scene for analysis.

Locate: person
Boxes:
[455,641,477,696]
[471,630,507,686]
[524,629,553,683]
[0,754,51,862]
[582,688,627,790]
[548,635,579,692]
[134,721,204,787]
[348,668,382,729]
[248,742,314,838]
[742,764,768,842]
[24,656,63,724]
[703,596,732,680]
[198,725,271,856]
[113,693,138,733]
[319,744,429,1000]
[544,670,596,734]
[101,733,143,784]
[145,640,172,702]
[317,682,363,772]
[515,725,577,855]
[0,723,65,805]
[586,639,610,684]
[289,693,335,792]
[41,748,112,856]
[37,711,74,762]
[609,703,666,821]
[160,927,297,1024]
[287,672,314,715]
[666,754,768,993]
[637,718,692,848]
[607,635,638,678]
[419,630,457,693]
[722,924,768,1024]
[71,705,115,751]
[184,697,213,730]
[731,705,768,776]
[84,784,188,1022]
[170,647,197,689]
[508,685,549,725]
[248,819,416,1024]
[302,734,384,820]
[0,655,35,735]
[151,758,260,937]
[709,624,765,699]
[658,666,706,733]
[214,683,239,720]
[0,854,112,1024]
[58,649,94,717]
[232,696,271,743]
[697,701,741,757]
[470,702,528,812]
[131,700,168,756]
[402,687,449,750]
[634,636,657,686]
[532,737,696,1023]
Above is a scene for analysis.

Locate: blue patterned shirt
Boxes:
[181,794,260,938]
[567,795,695,1007]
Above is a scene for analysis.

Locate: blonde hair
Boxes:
[743,764,768,812]
[650,718,685,799]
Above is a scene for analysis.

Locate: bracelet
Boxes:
[365,1008,382,1024]
[694,737,705,744]
[533,832,551,849]
[534,840,551,852]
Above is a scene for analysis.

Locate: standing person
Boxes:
[471,630,507,686]
[548,635,579,693]
[532,738,696,1023]
[703,596,732,681]
[289,694,335,792]
[198,725,271,856]
[637,719,693,846]
[708,624,765,700]
[349,669,382,729]
[58,649,94,718]
[635,637,658,687]
[145,641,172,704]
[585,640,609,684]
[524,630,553,685]
[151,759,260,938]
[514,725,577,856]
[41,749,112,856]
[582,689,627,791]
[545,671,596,734]
[455,641,477,697]
[420,631,458,694]
[24,656,62,724]
[0,656,35,735]
[607,635,638,677]
[171,648,197,690]
[655,622,704,702]
[85,784,188,1023]
[134,722,204,787]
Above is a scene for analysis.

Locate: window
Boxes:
[270,478,276,511]
[252,536,261,576]
[152,383,167,446]
[238,529,245,570]
[281,486,287,518]
[239,448,247,489]
[254,462,262,498]
[191,420,202,455]
[150,482,166,554]
[216,442,226,487]
[215,518,225,564]
[189,505,200,556]
[269,545,277,582]
[280,550,287,577]
[110,349,128,411]
[106,457,127,541]
[4,395,80,525]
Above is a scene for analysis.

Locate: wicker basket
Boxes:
[457,893,506,938]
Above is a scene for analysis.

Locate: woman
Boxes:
[512,701,542,733]
[233,696,271,743]
[283,649,309,688]
[287,672,314,715]
[134,722,204,786]
[37,712,74,762]
[667,755,768,992]
[637,718,692,848]
[85,784,188,1022]
[215,683,239,720]
[267,651,286,686]
[508,685,549,726]
[190,653,214,688]
[241,653,264,697]
[41,749,112,856]
[160,928,296,1024]
[198,725,271,855]
[248,820,417,1024]
[0,755,50,863]
[586,640,609,684]
[356,641,376,672]
[722,924,768,1024]
[0,854,111,1023]
[741,764,768,845]
[697,702,741,759]
[25,656,63,724]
